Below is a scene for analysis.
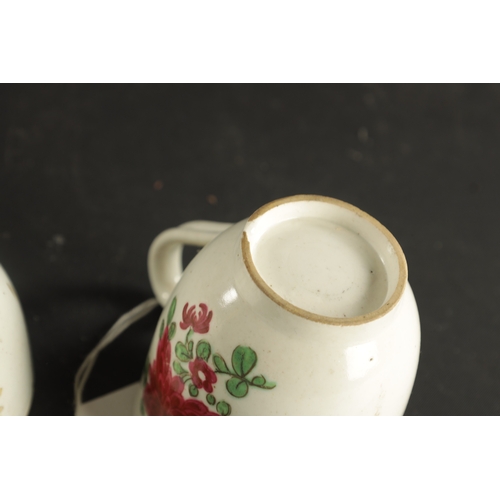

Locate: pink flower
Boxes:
[180,303,213,334]
[189,358,217,393]
[143,327,218,416]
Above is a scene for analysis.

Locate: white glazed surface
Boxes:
[252,217,389,318]
[0,265,33,416]
[137,196,420,416]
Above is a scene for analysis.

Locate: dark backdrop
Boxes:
[1,84,498,416]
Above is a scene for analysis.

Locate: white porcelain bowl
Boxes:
[0,264,33,416]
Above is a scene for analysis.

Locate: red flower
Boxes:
[180,303,213,333]
[143,326,218,416]
[189,358,217,393]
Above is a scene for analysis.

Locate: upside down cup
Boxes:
[136,195,420,416]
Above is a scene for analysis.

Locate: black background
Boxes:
[1,84,498,416]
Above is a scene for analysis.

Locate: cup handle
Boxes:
[148,220,232,307]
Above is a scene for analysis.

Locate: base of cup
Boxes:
[242,195,407,325]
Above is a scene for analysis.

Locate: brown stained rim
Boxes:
[241,194,408,326]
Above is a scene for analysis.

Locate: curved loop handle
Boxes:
[148,220,232,306]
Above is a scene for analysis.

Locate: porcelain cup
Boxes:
[135,195,420,416]
[0,264,33,416]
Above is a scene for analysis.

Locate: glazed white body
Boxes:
[137,206,420,416]
[0,265,33,416]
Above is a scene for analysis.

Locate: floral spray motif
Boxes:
[142,296,276,416]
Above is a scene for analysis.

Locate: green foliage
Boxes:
[196,340,211,361]
[251,375,266,387]
[173,360,187,375]
[168,322,177,340]
[213,354,230,373]
[167,296,177,325]
[175,342,191,362]
[232,346,257,377]
[226,377,249,398]
[216,400,231,416]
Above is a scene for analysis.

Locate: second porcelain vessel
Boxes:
[0,264,33,416]
[136,195,420,416]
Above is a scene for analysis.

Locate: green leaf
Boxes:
[188,340,194,356]
[206,394,216,406]
[213,354,230,373]
[175,342,190,362]
[186,328,194,344]
[250,376,276,389]
[251,375,266,387]
[167,296,177,325]
[141,358,150,382]
[216,400,231,416]
[196,340,211,361]
[159,319,165,338]
[189,384,199,397]
[168,322,177,340]
[231,346,257,377]
[173,360,187,375]
[226,377,249,398]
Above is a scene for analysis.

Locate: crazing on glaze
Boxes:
[141,297,276,416]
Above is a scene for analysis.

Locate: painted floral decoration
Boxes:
[143,329,217,416]
[141,296,276,416]
[180,303,212,333]
[189,358,217,393]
